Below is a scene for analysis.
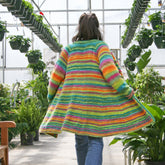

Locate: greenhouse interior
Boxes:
[0,0,165,165]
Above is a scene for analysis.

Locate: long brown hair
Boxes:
[72,13,103,42]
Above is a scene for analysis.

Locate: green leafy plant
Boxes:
[152,24,165,49]
[27,60,46,74]
[43,23,53,36]
[127,44,142,61]
[19,37,31,53]
[7,35,24,49]
[0,83,26,143]
[14,97,42,133]
[148,11,162,23]
[25,71,49,117]
[7,35,23,43]
[136,28,153,49]
[32,13,43,23]
[135,67,164,104]
[136,50,151,73]
[22,0,34,13]
[109,104,165,163]
[124,58,136,71]
[0,20,8,33]
[25,49,42,64]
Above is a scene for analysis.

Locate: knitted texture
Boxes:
[39,39,154,137]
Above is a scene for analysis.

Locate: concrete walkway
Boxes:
[9,132,125,165]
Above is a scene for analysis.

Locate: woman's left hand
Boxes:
[126,90,134,99]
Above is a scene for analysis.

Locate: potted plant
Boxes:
[27,60,46,74]
[25,49,42,64]
[7,0,22,13]
[19,37,31,53]
[136,28,153,49]
[7,35,24,50]
[148,11,163,30]
[153,25,165,49]
[127,44,142,61]
[25,71,49,140]
[30,13,43,33]
[1,0,17,7]
[14,97,42,145]
[20,0,34,20]
[109,104,165,165]
[135,67,164,104]
[0,20,8,41]
[124,57,136,71]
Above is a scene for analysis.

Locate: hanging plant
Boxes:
[19,37,31,53]
[7,0,22,13]
[0,0,17,7]
[124,58,136,71]
[7,35,24,49]
[25,49,42,64]
[153,25,165,49]
[27,60,46,74]
[18,0,34,22]
[136,28,153,49]
[127,44,142,61]
[148,11,164,30]
[0,20,8,41]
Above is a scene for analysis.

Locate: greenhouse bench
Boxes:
[0,121,16,165]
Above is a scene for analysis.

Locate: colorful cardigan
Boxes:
[39,39,154,137]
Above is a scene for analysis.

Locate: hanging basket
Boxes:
[7,0,22,12]
[20,131,34,145]
[151,20,162,30]
[10,3,25,18]
[20,9,32,23]
[138,37,153,49]
[9,40,22,50]
[27,55,40,64]
[154,36,165,49]
[19,43,30,53]
[22,14,35,27]
[1,0,15,7]
[0,31,5,41]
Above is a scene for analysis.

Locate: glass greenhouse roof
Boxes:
[0,0,164,84]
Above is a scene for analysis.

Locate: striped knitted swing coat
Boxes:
[39,39,154,137]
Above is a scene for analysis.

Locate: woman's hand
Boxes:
[126,90,134,99]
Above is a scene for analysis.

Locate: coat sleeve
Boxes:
[97,42,133,96]
[47,49,68,102]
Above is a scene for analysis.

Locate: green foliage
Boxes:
[136,50,151,73]
[148,11,162,22]
[21,37,31,46]
[121,0,137,44]
[109,104,165,162]
[14,97,43,133]
[127,44,142,61]
[0,83,10,97]
[136,28,153,42]
[43,23,53,36]
[124,58,136,71]
[27,60,46,74]
[25,49,42,58]
[0,20,8,33]
[22,0,34,13]
[32,13,43,23]
[7,35,31,46]
[153,24,165,36]
[25,71,49,116]
[0,83,27,143]
[135,67,164,104]
[7,35,23,42]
